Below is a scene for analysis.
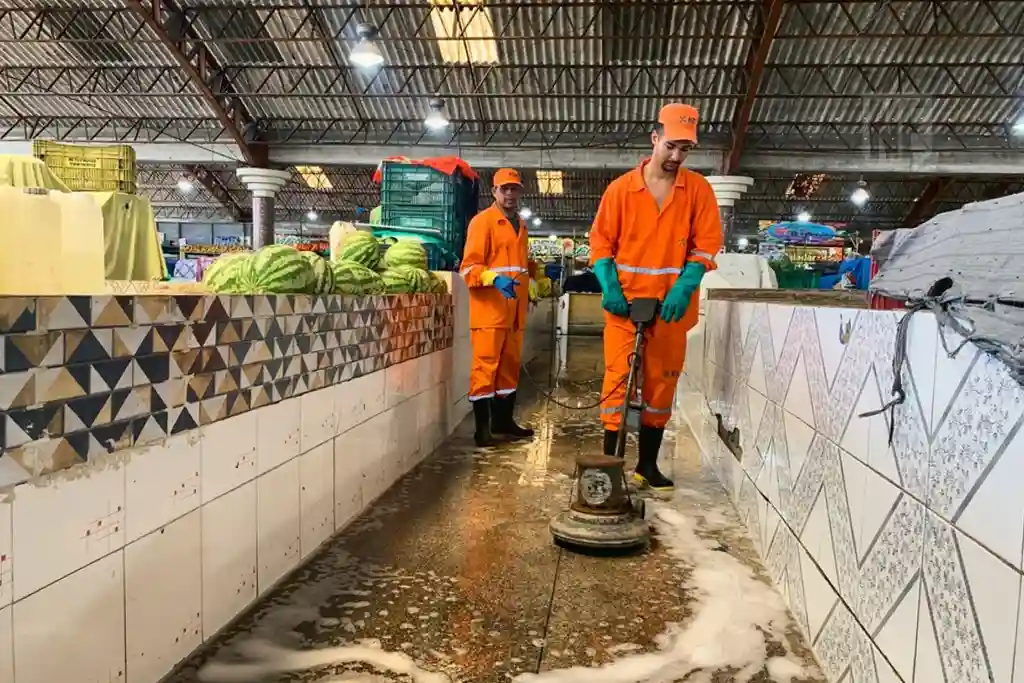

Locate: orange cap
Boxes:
[658,103,699,143]
[493,168,522,187]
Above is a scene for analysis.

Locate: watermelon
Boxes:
[241,244,315,294]
[336,230,381,270]
[387,266,431,293]
[301,251,335,294]
[203,252,250,293]
[331,260,385,295]
[381,268,415,294]
[425,271,448,294]
[383,238,428,271]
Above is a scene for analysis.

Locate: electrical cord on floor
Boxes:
[517,338,636,411]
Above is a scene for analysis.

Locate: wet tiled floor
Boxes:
[169,338,825,683]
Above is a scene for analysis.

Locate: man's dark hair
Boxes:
[653,123,664,136]
[857,240,872,256]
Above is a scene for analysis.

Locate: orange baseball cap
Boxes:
[658,103,700,143]
[493,168,522,187]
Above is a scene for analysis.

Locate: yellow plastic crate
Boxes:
[32,140,137,194]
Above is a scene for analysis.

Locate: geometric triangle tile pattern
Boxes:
[0,293,454,484]
[694,297,1024,683]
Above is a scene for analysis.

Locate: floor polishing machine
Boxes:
[549,298,659,551]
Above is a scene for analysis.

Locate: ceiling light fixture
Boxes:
[350,23,384,68]
[548,233,558,240]
[177,178,194,193]
[1012,118,1024,136]
[424,98,450,130]
[797,211,811,223]
[519,208,533,219]
[850,181,870,207]
[533,218,542,226]
[306,210,319,221]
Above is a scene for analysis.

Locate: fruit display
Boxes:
[335,230,381,270]
[239,244,316,294]
[194,239,447,297]
[301,250,336,295]
[331,261,386,295]
[202,252,251,293]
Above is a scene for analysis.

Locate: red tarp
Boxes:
[372,155,480,184]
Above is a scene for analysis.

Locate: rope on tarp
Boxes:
[860,277,982,444]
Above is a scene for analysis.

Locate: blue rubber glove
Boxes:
[593,258,629,317]
[660,262,707,323]
[492,275,519,300]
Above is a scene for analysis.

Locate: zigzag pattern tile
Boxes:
[699,299,1024,683]
[0,293,453,486]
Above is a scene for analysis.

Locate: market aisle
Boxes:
[168,338,825,683]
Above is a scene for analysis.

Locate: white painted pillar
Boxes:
[236,168,292,248]
[705,176,755,248]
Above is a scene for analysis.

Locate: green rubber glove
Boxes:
[593,258,629,317]
[660,262,706,323]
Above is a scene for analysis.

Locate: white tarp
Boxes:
[870,191,1024,382]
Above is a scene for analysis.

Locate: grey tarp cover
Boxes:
[869,191,1024,383]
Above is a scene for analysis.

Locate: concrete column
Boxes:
[705,176,754,249]
[236,168,292,248]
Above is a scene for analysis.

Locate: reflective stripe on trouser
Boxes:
[469,328,524,402]
[600,313,688,429]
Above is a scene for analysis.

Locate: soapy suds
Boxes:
[513,489,816,683]
[196,639,451,683]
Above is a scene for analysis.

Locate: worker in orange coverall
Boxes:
[460,168,538,447]
[590,103,723,492]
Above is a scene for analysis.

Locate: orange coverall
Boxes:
[460,204,531,402]
[590,160,723,429]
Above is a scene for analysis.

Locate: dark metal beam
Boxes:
[902,177,952,227]
[725,0,786,174]
[187,165,250,221]
[122,0,265,166]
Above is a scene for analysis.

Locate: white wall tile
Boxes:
[0,499,10,609]
[0,606,11,683]
[12,464,126,601]
[335,370,385,436]
[124,433,201,543]
[256,459,301,591]
[299,441,334,558]
[13,551,125,683]
[300,387,336,453]
[350,416,385,507]
[201,481,257,637]
[333,433,364,531]
[200,411,257,504]
[124,511,202,683]
[255,398,301,474]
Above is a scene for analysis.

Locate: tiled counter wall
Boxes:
[678,299,1024,683]
[0,292,456,683]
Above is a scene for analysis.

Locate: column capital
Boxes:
[236,168,292,198]
[705,175,755,207]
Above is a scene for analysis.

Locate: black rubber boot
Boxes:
[603,429,619,456]
[472,398,495,447]
[491,392,534,439]
[633,425,674,492]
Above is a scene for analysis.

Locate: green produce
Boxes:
[331,260,385,295]
[301,251,336,294]
[380,268,415,294]
[202,252,251,293]
[426,271,448,294]
[383,238,429,271]
[240,244,315,294]
[388,265,431,293]
[336,230,381,270]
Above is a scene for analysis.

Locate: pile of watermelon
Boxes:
[201,233,447,296]
[333,232,447,295]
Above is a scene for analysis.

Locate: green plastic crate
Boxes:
[380,161,475,209]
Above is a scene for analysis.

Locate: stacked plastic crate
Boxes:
[32,141,138,193]
[379,161,479,270]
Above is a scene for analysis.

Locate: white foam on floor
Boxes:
[514,488,816,683]
[196,639,452,683]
